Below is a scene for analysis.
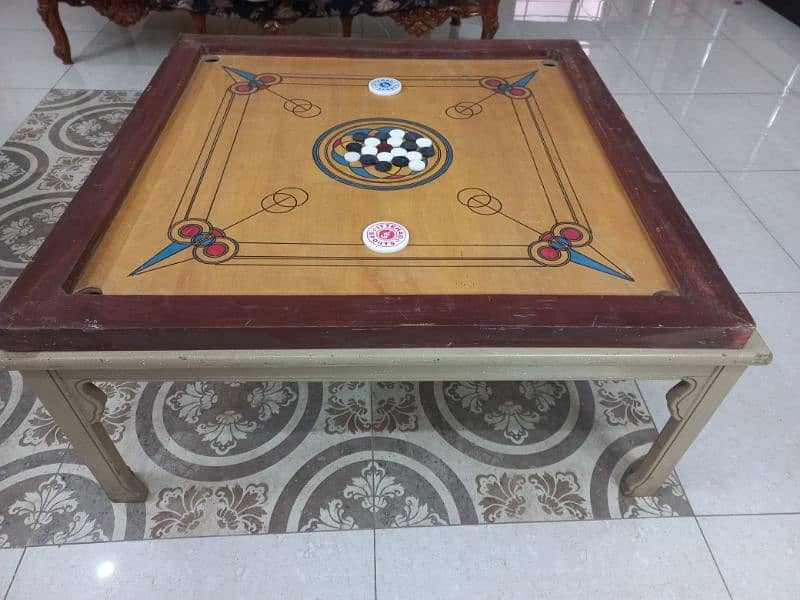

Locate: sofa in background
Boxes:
[38,0,501,64]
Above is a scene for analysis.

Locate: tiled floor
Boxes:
[0,0,799,598]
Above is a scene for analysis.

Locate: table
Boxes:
[0,36,771,503]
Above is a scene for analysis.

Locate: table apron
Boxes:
[0,332,771,381]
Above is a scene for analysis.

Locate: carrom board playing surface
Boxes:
[0,37,754,351]
[75,54,676,296]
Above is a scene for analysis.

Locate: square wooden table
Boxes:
[0,36,771,502]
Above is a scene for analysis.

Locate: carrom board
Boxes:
[77,53,673,296]
[0,36,754,351]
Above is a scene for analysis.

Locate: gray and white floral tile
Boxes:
[0,91,692,550]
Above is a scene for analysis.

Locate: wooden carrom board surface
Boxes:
[0,37,754,351]
[77,54,676,296]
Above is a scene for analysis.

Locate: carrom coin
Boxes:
[369,77,402,96]
[362,221,409,254]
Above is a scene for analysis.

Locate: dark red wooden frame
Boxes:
[0,36,754,352]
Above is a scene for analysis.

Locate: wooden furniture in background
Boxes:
[37,0,501,64]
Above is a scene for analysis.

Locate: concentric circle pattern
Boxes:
[313,118,453,191]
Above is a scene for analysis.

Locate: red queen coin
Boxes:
[362,221,409,254]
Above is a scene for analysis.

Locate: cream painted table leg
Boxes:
[622,365,745,496]
[22,370,148,502]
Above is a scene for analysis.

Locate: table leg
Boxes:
[621,365,745,496]
[480,0,500,39]
[21,370,148,503]
[37,0,72,65]
[190,11,207,34]
[340,15,353,37]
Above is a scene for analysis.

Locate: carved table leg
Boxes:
[38,0,72,64]
[21,370,148,503]
[340,15,354,37]
[190,11,207,34]
[480,0,500,39]
[621,365,745,496]
[451,15,462,26]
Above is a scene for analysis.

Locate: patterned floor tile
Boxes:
[0,90,140,288]
[0,92,694,550]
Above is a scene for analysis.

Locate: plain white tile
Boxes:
[724,171,800,265]
[55,64,159,91]
[360,13,409,38]
[0,88,49,145]
[0,0,108,32]
[498,9,605,41]
[74,28,181,65]
[601,0,722,39]
[660,93,800,171]
[7,531,374,600]
[735,37,800,94]
[615,38,784,93]
[690,0,800,39]
[0,549,23,598]
[0,30,96,88]
[640,293,800,514]
[699,515,800,600]
[376,518,729,600]
[614,93,713,171]
[581,40,650,93]
[664,172,800,292]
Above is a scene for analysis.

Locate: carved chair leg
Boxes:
[480,0,500,39]
[22,371,148,503]
[621,366,745,496]
[190,11,207,34]
[340,15,354,37]
[37,0,72,64]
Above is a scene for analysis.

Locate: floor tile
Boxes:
[0,0,108,32]
[30,380,374,545]
[74,27,180,66]
[660,92,800,171]
[368,380,690,530]
[7,530,374,600]
[664,172,800,292]
[499,2,605,41]
[601,0,722,39]
[0,549,23,597]
[55,64,159,91]
[698,514,800,600]
[639,293,800,514]
[0,89,49,146]
[615,38,784,93]
[614,94,713,171]
[360,14,410,38]
[375,518,729,600]
[734,37,800,94]
[0,30,96,89]
[689,0,800,39]
[724,171,800,265]
[581,40,650,93]
[0,90,139,283]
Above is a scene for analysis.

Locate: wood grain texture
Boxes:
[0,36,755,351]
[75,55,675,297]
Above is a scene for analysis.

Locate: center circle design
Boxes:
[312,117,453,191]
